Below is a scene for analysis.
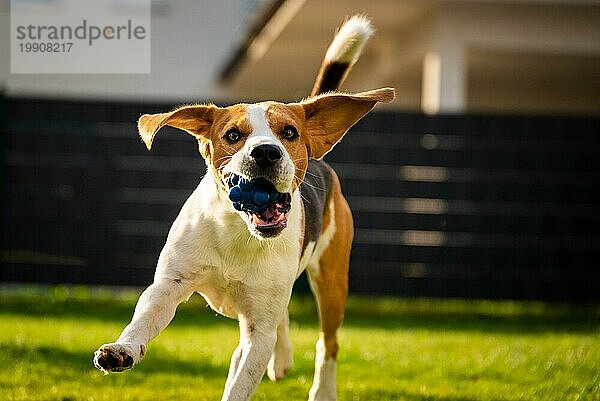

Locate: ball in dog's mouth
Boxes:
[226,174,292,237]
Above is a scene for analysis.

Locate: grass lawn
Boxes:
[0,286,598,401]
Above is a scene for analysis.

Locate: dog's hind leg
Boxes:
[267,309,294,381]
[306,177,353,401]
[93,277,193,373]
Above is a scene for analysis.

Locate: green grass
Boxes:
[0,286,598,401]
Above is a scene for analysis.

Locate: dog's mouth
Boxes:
[226,173,292,237]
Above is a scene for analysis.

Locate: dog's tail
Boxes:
[310,15,374,97]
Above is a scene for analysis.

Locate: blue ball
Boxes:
[227,176,282,214]
[253,190,269,206]
[243,203,258,213]
[239,178,252,192]
[241,190,253,203]
[269,191,280,202]
[228,186,242,202]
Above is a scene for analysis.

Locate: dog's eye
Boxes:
[224,128,243,144]
[281,126,298,141]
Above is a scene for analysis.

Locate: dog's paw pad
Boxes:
[93,344,136,374]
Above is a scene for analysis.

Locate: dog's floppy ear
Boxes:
[138,105,216,150]
[301,87,395,159]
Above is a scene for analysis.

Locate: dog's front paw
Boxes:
[93,343,144,374]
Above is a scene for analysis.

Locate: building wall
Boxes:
[223,0,600,115]
[1,0,599,113]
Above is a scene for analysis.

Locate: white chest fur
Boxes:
[154,175,303,319]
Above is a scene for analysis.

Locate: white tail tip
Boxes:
[325,15,374,65]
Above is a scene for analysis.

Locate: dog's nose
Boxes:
[250,144,283,168]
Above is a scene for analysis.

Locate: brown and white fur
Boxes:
[93,15,394,401]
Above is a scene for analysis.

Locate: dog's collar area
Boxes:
[226,173,292,237]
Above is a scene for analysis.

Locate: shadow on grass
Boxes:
[341,309,599,334]
[3,342,227,378]
[342,388,484,401]
[1,293,598,335]
[0,294,232,327]
[290,296,600,334]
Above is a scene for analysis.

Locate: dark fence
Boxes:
[2,97,599,301]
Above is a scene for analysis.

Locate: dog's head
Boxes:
[138,88,394,239]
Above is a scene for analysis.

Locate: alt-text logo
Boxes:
[11,0,151,74]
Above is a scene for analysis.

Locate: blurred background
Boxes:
[1,0,599,301]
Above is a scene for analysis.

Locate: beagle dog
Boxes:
[93,15,394,401]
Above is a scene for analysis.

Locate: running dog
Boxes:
[93,15,394,401]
